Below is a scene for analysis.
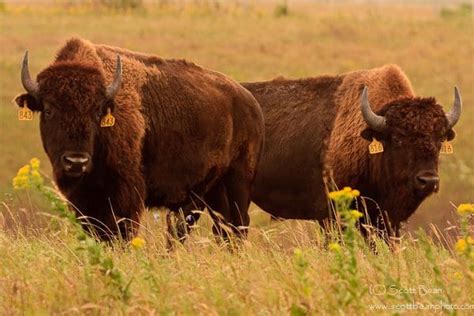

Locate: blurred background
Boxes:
[0,0,472,236]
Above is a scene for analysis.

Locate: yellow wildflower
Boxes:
[12,159,44,190]
[31,170,44,186]
[329,190,350,201]
[30,157,40,170]
[457,203,474,216]
[13,175,29,190]
[328,243,341,252]
[31,170,41,179]
[349,210,364,220]
[12,165,31,190]
[452,272,463,280]
[131,237,145,249]
[328,191,340,200]
[17,165,30,176]
[455,239,468,254]
[328,186,361,201]
[328,191,337,200]
[454,237,472,255]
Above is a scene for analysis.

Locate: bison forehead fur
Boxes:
[382,97,449,136]
[16,37,264,241]
[37,62,108,112]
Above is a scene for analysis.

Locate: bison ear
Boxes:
[360,128,386,141]
[14,93,42,112]
[446,129,456,141]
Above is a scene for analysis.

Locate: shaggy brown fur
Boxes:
[15,38,264,241]
[243,65,456,239]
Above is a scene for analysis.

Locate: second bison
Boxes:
[243,65,461,240]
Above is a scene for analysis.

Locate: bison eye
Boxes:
[43,108,52,119]
[392,136,403,146]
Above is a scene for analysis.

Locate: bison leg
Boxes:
[171,167,252,245]
[359,210,402,252]
[78,203,141,243]
[166,204,202,249]
[96,184,144,242]
[117,213,141,241]
[112,181,144,242]
[222,167,251,239]
[204,182,233,242]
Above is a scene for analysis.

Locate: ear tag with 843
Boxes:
[18,105,33,121]
[100,108,115,127]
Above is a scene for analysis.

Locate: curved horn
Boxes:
[21,51,39,98]
[106,54,122,99]
[360,86,387,132]
[446,86,462,129]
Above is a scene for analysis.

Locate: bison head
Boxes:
[15,52,122,180]
[359,86,461,218]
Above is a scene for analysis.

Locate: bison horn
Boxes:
[21,51,39,98]
[446,86,462,129]
[106,54,122,99]
[360,86,387,132]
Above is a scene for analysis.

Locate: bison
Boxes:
[15,38,264,241]
[240,65,461,241]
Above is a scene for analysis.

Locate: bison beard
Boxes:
[244,64,461,243]
[15,38,264,242]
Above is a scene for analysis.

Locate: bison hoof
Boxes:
[185,214,195,226]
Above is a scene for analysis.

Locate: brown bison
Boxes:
[15,38,264,241]
[241,65,461,240]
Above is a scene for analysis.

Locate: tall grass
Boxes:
[1,159,472,313]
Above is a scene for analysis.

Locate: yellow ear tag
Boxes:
[100,108,115,127]
[440,140,453,154]
[18,107,33,121]
[369,138,384,154]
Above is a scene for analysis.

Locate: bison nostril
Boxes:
[64,156,89,164]
[417,176,427,187]
[61,152,90,173]
[415,173,440,191]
